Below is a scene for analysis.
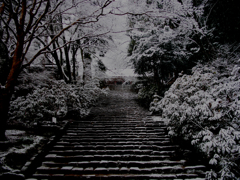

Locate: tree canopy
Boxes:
[127,0,208,93]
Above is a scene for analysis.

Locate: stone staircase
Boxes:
[29,89,206,179]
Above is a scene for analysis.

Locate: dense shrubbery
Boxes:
[150,56,240,179]
[131,79,158,107]
[137,85,158,107]
[8,67,107,128]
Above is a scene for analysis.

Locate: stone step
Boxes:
[70,119,144,122]
[43,154,171,162]
[69,121,165,125]
[83,118,152,122]
[66,130,167,135]
[36,164,206,175]
[70,119,149,122]
[48,148,177,156]
[64,131,166,134]
[32,173,205,179]
[59,137,169,142]
[41,160,188,168]
[43,153,175,163]
[67,127,167,131]
[67,128,166,131]
[63,132,165,138]
[52,144,177,150]
[51,145,176,152]
[61,134,167,139]
[67,129,165,132]
[89,119,147,122]
[52,144,172,150]
[56,140,171,146]
[38,160,187,169]
[63,134,167,138]
[69,123,166,126]
[69,121,165,124]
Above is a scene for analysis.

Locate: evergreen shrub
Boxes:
[150,57,240,179]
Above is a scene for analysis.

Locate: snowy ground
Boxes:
[0,130,44,174]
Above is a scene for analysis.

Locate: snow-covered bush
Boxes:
[151,58,240,179]
[13,66,56,99]
[8,76,107,127]
[137,84,158,107]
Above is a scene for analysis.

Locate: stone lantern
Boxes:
[153,92,162,103]
[149,92,163,115]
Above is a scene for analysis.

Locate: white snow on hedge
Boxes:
[8,71,108,127]
[150,59,240,179]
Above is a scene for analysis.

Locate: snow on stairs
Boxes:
[31,90,206,179]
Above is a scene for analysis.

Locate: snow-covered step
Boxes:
[55,140,172,146]
[52,144,172,150]
[59,137,169,143]
[50,146,177,153]
[35,165,205,175]
[39,160,187,169]
[63,131,165,135]
[42,154,171,162]
[61,134,167,139]
[32,173,206,179]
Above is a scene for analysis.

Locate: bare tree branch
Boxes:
[25,0,37,34]
[7,0,20,28]
[48,0,64,14]
[34,30,111,55]
[23,0,50,61]
[0,15,17,40]
[0,2,4,15]
[32,0,42,16]
[22,0,114,68]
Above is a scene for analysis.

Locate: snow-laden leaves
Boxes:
[127,0,206,91]
[8,79,107,127]
[150,57,240,179]
[209,158,218,165]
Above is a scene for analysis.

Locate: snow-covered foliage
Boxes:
[127,0,206,78]
[126,0,210,105]
[8,68,108,127]
[0,130,44,173]
[150,55,240,179]
[137,83,158,107]
[13,66,55,97]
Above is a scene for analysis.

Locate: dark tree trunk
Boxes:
[49,22,64,80]
[0,89,10,140]
[82,52,92,85]
[1,43,25,140]
[51,48,64,80]
[0,33,25,140]
[72,47,78,83]
[153,67,162,94]
[63,41,72,83]
[60,13,71,83]
[56,40,64,65]
[80,47,85,85]
[0,39,10,140]
[0,0,27,140]
[0,39,11,85]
